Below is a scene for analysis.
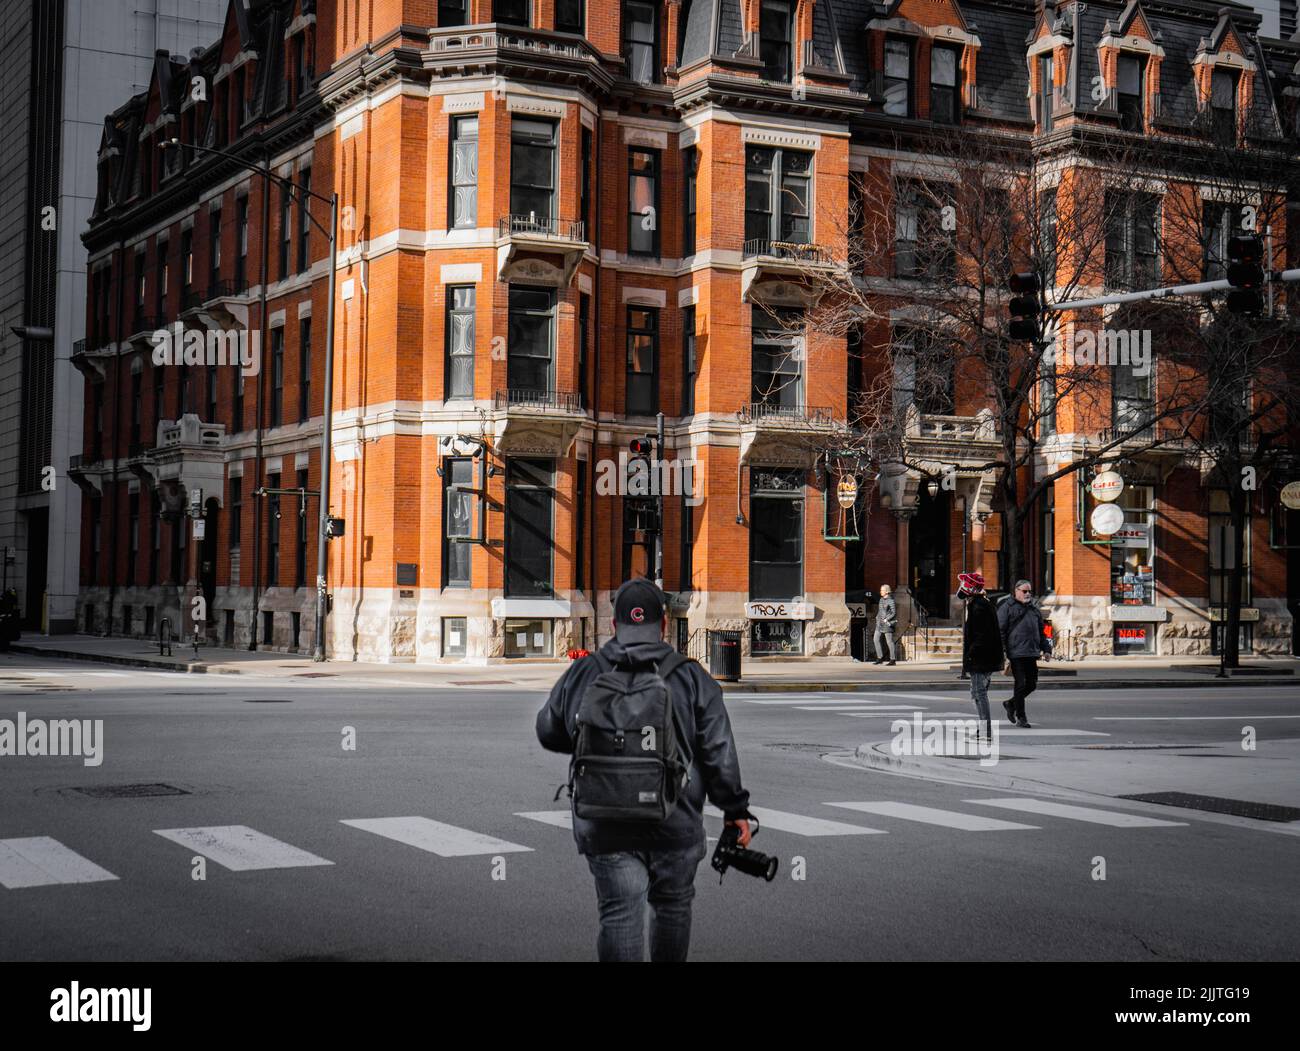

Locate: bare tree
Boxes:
[763,126,1202,595]
[1135,106,1300,665]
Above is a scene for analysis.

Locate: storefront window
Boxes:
[1113,624,1155,654]
[751,620,803,655]
[1109,485,1154,606]
[443,617,468,657]
[505,618,552,658]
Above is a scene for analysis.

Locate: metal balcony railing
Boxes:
[742,239,829,264]
[738,402,838,427]
[68,453,85,470]
[181,289,205,312]
[494,388,583,413]
[205,278,249,301]
[498,214,585,241]
[131,314,166,336]
[71,338,86,358]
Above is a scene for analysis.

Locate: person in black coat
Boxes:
[958,572,1003,739]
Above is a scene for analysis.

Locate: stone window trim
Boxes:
[443,92,484,115]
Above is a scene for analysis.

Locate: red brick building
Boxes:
[75,0,1299,662]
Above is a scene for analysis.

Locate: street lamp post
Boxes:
[162,140,339,661]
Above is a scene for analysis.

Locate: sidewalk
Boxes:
[845,736,1300,831]
[7,633,1298,691]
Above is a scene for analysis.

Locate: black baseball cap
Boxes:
[613,577,666,643]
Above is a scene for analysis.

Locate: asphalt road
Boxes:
[1,652,1297,962]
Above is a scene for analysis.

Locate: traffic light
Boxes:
[1225,235,1264,315]
[629,438,652,458]
[1008,272,1042,341]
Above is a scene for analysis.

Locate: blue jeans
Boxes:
[585,839,707,962]
[969,671,992,723]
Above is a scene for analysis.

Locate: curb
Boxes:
[719,676,1298,693]
[8,644,239,675]
[9,644,1299,691]
[848,740,1044,793]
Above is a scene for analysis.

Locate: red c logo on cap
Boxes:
[630,607,645,623]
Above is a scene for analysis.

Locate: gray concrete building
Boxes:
[0,0,223,633]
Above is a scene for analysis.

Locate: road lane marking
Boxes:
[515,811,573,830]
[964,798,1188,828]
[995,728,1109,736]
[704,805,886,836]
[824,801,1039,831]
[739,694,951,705]
[153,826,334,871]
[1094,715,1300,721]
[341,816,533,856]
[0,837,119,889]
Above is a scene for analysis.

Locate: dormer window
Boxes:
[233,66,245,130]
[884,38,912,117]
[1117,53,1145,132]
[931,45,960,124]
[624,1,658,84]
[760,0,794,83]
[1038,53,1054,132]
[1211,68,1237,144]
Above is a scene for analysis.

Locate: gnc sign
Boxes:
[1090,471,1124,502]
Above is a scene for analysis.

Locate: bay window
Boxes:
[745,147,811,249]
[507,286,555,394]
[510,119,556,227]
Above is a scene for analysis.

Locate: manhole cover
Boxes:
[763,743,840,754]
[293,672,337,678]
[1117,791,1300,822]
[72,782,191,799]
[243,698,293,703]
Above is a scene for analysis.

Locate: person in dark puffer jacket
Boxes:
[536,578,752,962]
[958,571,1002,739]
[997,580,1053,728]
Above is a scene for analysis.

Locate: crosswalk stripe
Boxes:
[0,837,119,889]
[964,798,1188,828]
[825,802,1039,831]
[704,805,886,836]
[153,826,333,871]
[515,811,573,830]
[997,728,1108,736]
[341,816,533,857]
[797,705,925,712]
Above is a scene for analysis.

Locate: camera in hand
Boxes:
[711,814,778,882]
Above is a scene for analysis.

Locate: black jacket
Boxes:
[536,637,751,855]
[961,593,1004,674]
[998,597,1053,660]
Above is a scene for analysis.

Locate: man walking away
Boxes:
[536,578,754,962]
[958,572,1002,740]
[872,584,898,665]
[997,580,1052,728]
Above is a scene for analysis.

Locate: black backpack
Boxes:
[562,650,695,822]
